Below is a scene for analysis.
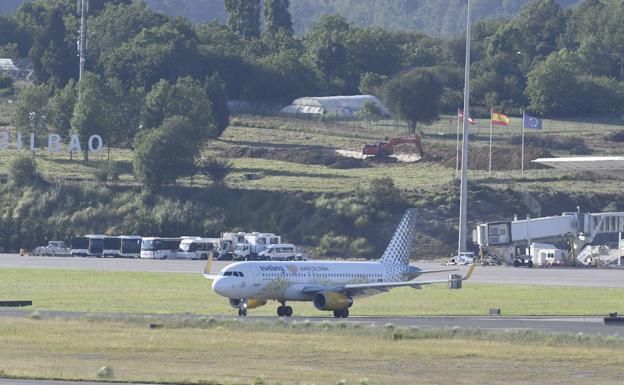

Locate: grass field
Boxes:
[1,317,624,385]
[0,110,622,194]
[2,268,624,316]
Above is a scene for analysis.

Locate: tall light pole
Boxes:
[78,0,89,81]
[458,0,472,255]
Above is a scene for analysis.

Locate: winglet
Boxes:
[462,263,476,281]
[203,253,218,280]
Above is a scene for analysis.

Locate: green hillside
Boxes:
[1,0,582,36]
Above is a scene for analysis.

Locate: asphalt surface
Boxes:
[2,253,624,287]
[1,308,623,336]
[2,254,624,385]
[0,381,153,385]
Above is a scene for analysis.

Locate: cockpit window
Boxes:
[223,271,244,277]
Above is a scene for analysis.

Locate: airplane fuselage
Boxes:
[212,261,397,301]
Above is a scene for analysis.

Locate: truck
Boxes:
[530,243,566,267]
[32,241,70,256]
[233,232,281,260]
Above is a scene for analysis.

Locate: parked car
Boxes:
[32,241,70,257]
[445,252,474,266]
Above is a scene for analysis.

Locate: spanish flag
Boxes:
[491,110,510,126]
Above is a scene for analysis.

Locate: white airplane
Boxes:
[203,209,475,317]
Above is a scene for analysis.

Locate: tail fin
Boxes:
[379,208,417,270]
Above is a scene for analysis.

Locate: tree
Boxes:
[224,0,261,39]
[133,116,197,190]
[101,21,201,89]
[26,4,76,87]
[89,1,166,64]
[12,84,50,137]
[383,68,443,133]
[48,79,77,136]
[143,76,219,139]
[71,72,108,161]
[203,73,229,136]
[263,0,293,37]
[525,49,581,116]
[358,100,384,123]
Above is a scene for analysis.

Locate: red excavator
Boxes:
[362,135,424,157]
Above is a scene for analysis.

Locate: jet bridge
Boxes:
[473,212,624,265]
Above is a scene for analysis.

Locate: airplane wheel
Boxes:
[277,306,285,317]
[238,308,247,317]
[333,310,341,318]
[284,306,293,317]
[341,308,349,318]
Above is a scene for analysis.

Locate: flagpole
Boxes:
[456,108,461,178]
[488,107,493,177]
[521,108,525,176]
[458,0,471,255]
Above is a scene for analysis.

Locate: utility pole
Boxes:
[78,0,89,81]
[458,0,471,255]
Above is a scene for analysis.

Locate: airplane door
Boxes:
[252,266,262,287]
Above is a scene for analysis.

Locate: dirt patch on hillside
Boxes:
[441,146,553,170]
[223,146,368,169]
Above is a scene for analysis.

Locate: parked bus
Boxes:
[87,234,105,257]
[177,238,219,260]
[102,236,121,257]
[140,237,181,259]
[119,236,142,258]
[70,236,89,257]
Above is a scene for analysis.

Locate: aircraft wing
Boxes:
[416,268,460,274]
[302,264,476,297]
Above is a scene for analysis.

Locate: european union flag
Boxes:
[523,114,542,129]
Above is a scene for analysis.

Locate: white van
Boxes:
[258,244,306,261]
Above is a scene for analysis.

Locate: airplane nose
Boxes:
[212,277,229,296]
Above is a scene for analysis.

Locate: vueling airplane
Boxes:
[204,209,475,317]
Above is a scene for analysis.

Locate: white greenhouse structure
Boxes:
[281,95,390,118]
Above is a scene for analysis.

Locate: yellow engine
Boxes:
[313,291,353,311]
[246,299,267,309]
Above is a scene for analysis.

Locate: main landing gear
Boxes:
[277,302,293,317]
[333,308,349,318]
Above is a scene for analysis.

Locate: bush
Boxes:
[94,162,120,183]
[96,366,113,379]
[605,130,624,142]
[0,75,12,95]
[510,135,589,152]
[318,233,350,256]
[196,156,233,185]
[8,155,42,186]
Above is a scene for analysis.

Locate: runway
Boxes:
[0,381,153,385]
[2,253,624,288]
[1,308,622,336]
